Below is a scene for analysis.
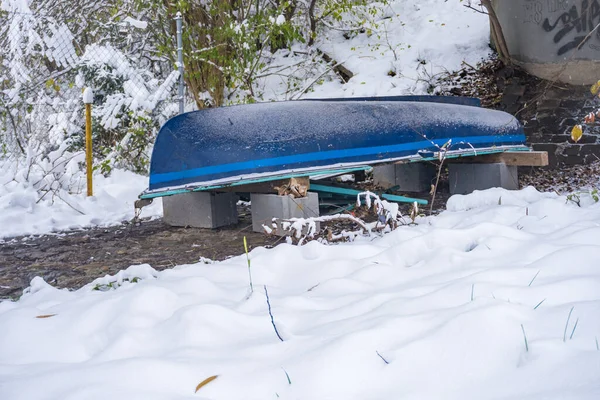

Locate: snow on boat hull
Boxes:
[142,97,527,198]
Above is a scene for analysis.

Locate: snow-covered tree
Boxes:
[0,0,179,173]
[138,0,390,108]
[0,0,393,174]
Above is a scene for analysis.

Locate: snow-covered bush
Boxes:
[140,0,394,107]
[139,0,307,107]
[0,1,179,179]
[75,44,179,174]
[0,6,80,157]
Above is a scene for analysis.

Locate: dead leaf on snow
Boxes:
[195,375,218,393]
[35,314,57,319]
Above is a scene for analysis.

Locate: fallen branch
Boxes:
[318,49,354,83]
[464,1,511,64]
[267,192,407,244]
[293,57,351,99]
[55,191,85,215]
[274,213,371,239]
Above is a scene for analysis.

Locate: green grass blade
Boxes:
[563,306,574,342]
[521,324,529,352]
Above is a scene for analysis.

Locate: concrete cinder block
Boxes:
[251,192,320,235]
[449,163,519,195]
[373,163,436,192]
[163,192,238,228]
[372,164,396,188]
[396,163,436,192]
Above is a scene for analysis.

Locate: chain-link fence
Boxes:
[0,9,182,175]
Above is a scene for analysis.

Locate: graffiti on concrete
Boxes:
[547,0,570,12]
[542,0,600,55]
[524,0,569,24]
[523,0,544,24]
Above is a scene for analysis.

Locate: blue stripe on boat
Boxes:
[304,95,482,107]
[146,98,527,194]
[150,134,525,185]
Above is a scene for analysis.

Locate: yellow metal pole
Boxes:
[85,102,93,196]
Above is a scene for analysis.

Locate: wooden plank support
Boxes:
[213,177,309,195]
[446,151,548,166]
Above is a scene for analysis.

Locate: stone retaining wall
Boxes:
[486,0,600,166]
[492,66,600,167]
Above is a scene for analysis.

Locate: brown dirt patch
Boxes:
[0,207,281,300]
[0,183,449,300]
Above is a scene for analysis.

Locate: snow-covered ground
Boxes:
[4,3,599,398]
[1,188,600,399]
[0,158,162,241]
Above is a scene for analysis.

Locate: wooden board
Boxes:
[214,177,309,195]
[446,151,548,166]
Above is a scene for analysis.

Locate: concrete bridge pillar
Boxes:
[493,0,600,84]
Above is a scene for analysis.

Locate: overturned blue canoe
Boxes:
[141,96,527,199]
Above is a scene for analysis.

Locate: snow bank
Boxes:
[446,186,558,211]
[1,188,600,399]
[0,159,162,240]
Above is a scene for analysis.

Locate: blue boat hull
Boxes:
[143,97,527,198]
